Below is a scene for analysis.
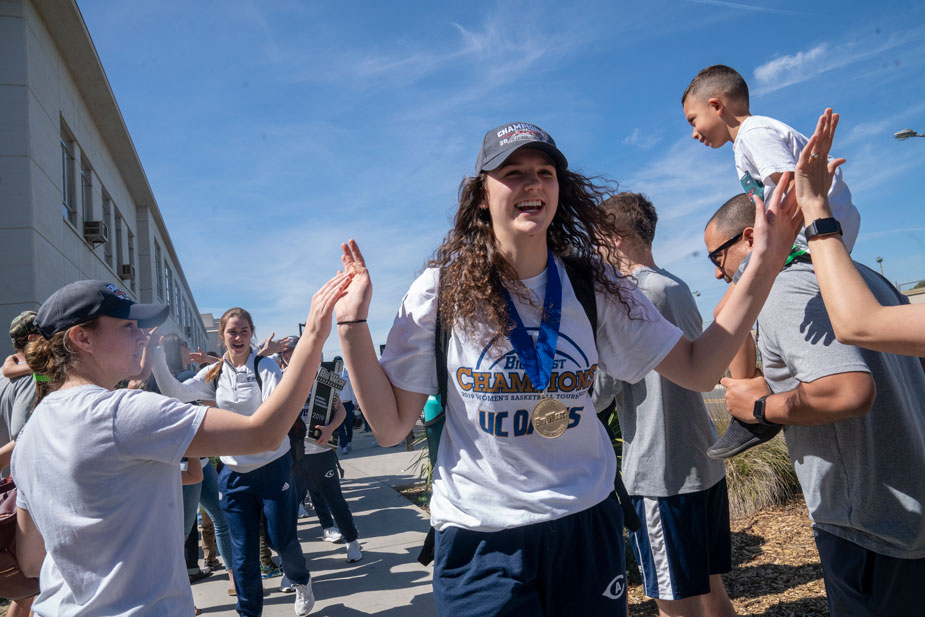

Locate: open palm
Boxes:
[335,239,373,322]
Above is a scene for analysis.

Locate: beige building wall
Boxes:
[0,0,207,356]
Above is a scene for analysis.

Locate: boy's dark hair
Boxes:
[707,193,755,235]
[602,192,658,246]
[682,65,749,107]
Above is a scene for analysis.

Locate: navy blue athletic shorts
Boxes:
[629,478,732,600]
[814,526,925,616]
[433,493,627,617]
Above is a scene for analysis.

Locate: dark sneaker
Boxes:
[707,418,783,459]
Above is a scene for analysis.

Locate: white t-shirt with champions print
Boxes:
[380,257,682,532]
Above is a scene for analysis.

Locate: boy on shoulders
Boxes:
[681,64,860,252]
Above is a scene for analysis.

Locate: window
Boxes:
[60,133,76,224]
[128,230,136,291]
[80,156,92,224]
[174,281,180,318]
[102,194,113,266]
[114,209,124,268]
[155,242,164,300]
[165,265,173,313]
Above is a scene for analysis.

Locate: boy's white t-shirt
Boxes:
[12,386,207,617]
[734,115,861,252]
[379,258,682,532]
[152,349,289,472]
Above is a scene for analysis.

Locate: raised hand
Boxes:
[748,171,803,274]
[335,239,372,323]
[259,333,292,357]
[304,272,353,340]
[189,347,219,366]
[796,108,846,221]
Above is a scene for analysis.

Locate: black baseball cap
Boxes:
[35,280,169,338]
[475,122,568,174]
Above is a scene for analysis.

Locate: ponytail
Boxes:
[24,318,98,404]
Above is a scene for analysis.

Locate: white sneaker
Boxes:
[346,540,362,563]
[293,581,314,615]
[322,527,342,543]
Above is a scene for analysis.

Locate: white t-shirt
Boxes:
[12,386,207,617]
[734,115,861,252]
[379,258,682,532]
[152,348,288,472]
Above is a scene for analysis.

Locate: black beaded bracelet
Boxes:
[337,319,367,325]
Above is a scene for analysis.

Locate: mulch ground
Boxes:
[628,500,828,616]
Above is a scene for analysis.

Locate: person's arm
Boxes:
[180,458,204,485]
[314,400,347,445]
[0,440,15,471]
[797,109,925,356]
[189,349,220,366]
[15,508,45,579]
[713,286,759,379]
[149,346,215,403]
[185,272,350,457]
[655,179,803,391]
[2,355,30,380]
[335,240,429,446]
[720,371,875,426]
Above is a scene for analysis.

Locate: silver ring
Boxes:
[810,152,821,159]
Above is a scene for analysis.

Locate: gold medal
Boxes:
[531,397,569,438]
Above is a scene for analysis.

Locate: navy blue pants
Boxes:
[293,449,358,542]
[336,401,355,447]
[814,526,925,616]
[219,453,309,617]
[433,494,627,617]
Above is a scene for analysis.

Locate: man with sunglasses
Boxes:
[704,191,925,616]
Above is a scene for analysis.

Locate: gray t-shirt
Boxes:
[758,260,925,558]
[593,267,725,496]
[0,373,36,478]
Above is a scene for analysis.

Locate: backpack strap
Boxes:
[253,354,264,392]
[561,255,641,533]
[417,269,449,567]
[213,353,265,396]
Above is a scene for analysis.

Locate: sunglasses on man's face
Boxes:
[707,231,744,269]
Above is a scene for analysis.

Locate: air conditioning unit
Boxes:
[83,220,108,244]
[119,264,135,281]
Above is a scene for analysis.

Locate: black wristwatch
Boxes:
[805,217,843,240]
[752,394,776,426]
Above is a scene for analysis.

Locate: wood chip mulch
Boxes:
[628,500,828,616]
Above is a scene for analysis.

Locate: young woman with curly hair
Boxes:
[333,122,800,616]
[11,275,348,617]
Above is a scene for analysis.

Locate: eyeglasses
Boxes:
[707,231,744,268]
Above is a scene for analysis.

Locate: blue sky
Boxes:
[77,0,925,357]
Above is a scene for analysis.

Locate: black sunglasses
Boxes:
[707,231,744,268]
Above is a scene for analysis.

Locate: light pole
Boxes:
[894,129,925,141]
[876,256,884,276]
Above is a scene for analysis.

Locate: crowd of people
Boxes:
[1,64,923,617]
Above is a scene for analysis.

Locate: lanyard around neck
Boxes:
[502,250,562,393]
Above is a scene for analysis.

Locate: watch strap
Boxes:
[805,217,843,240]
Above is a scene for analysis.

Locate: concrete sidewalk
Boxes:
[192,429,437,617]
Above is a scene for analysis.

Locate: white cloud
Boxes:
[623,128,663,150]
[751,24,925,95]
[682,0,796,15]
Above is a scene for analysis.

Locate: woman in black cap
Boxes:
[11,275,348,617]
[333,122,800,616]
